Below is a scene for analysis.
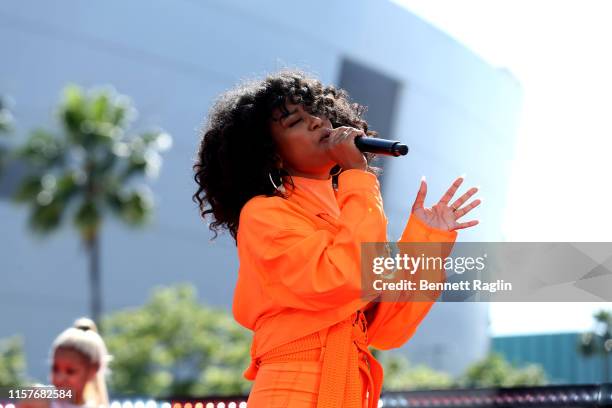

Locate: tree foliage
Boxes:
[380,352,453,391]
[13,84,172,237]
[0,335,28,388]
[381,351,547,390]
[102,284,252,397]
[578,309,612,382]
[457,352,547,388]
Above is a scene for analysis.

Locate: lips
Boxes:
[319,129,332,142]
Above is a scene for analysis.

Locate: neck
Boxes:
[284,167,332,180]
[73,390,85,405]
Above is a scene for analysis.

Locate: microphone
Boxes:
[355,136,409,157]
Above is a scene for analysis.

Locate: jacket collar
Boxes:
[282,176,340,228]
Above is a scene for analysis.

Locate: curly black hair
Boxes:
[193,69,379,242]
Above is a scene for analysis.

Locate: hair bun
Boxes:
[73,317,98,333]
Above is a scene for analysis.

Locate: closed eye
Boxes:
[289,118,302,127]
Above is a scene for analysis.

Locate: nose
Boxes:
[308,114,323,130]
[53,373,67,387]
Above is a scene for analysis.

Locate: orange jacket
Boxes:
[233,169,457,404]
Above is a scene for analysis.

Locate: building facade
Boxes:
[493,332,612,384]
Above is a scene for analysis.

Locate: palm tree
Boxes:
[13,85,172,327]
[578,309,612,382]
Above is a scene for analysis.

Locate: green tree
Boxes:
[458,352,547,388]
[0,335,28,387]
[12,85,172,326]
[380,352,453,391]
[102,284,252,397]
[578,309,612,382]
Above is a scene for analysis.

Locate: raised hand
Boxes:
[411,176,481,231]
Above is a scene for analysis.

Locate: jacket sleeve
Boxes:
[237,169,388,311]
[367,213,457,350]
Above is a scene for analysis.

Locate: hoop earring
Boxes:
[268,171,281,190]
[269,169,288,193]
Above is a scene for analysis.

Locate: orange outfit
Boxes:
[233,169,457,407]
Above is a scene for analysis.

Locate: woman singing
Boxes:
[193,69,480,407]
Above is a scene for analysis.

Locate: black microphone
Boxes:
[355,136,409,157]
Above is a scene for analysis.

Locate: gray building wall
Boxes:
[0,0,521,381]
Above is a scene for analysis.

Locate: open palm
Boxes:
[412,176,481,231]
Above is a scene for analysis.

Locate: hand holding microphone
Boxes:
[323,126,409,172]
[323,127,368,171]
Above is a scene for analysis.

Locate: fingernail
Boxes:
[421,175,426,182]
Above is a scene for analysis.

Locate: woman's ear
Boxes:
[273,154,283,170]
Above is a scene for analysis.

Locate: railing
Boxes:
[2,384,611,407]
[382,383,612,407]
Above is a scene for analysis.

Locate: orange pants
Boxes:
[248,360,368,407]
[246,311,381,407]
